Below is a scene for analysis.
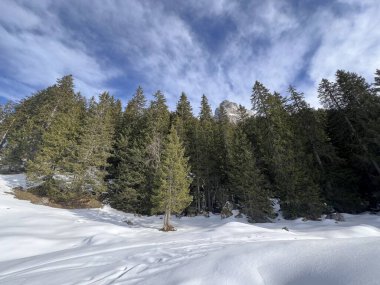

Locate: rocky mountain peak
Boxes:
[214,100,253,123]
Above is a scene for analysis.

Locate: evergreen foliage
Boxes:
[318,71,380,211]
[109,87,150,214]
[228,128,273,222]
[151,126,192,231]
[1,69,379,221]
[0,101,16,153]
[25,76,86,202]
[75,92,118,196]
[193,95,216,213]
[251,81,323,219]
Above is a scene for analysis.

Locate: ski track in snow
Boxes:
[1,174,380,285]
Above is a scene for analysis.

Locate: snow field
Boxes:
[1,174,380,284]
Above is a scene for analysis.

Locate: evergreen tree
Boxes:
[375,69,380,93]
[212,103,234,211]
[110,87,150,213]
[176,92,193,121]
[151,126,192,231]
[287,86,334,185]
[173,92,198,211]
[199,94,213,122]
[2,69,380,216]
[110,134,144,212]
[121,86,147,140]
[147,91,170,136]
[236,104,250,123]
[145,91,171,211]
[193,95,216,213]
[3,76,81,168]
[174,92,196,153]
[318,71,380,210]
[26,76,86,202]
[251,81,323,219]
[228,128,273,222]
[75,92,118,196]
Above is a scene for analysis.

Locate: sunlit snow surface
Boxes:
[1,174,380,285]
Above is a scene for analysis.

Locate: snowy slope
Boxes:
[1,174,380,285]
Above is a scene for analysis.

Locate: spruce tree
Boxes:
[110,135,144,212]
[318,71,380,210]
[145,91,171,211]
[176,92,193,121]
[174,92,197,146]
[173,92,198,212]
[26,76,86,202]
[228,128,273,222]
[287,86,334,185]
[213,103,234,211]
[147,91,170,136]
[193,95,216,213]
[251,81,323,219]
[151,126,192,231]
[3,76,81,168]
[110,87,150,213]
[375,69,380,93]
[75,92,118,196]
[174,92,196,153]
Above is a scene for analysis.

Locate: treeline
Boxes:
[0,69,379,221]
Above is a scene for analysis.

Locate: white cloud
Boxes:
[309,0,380,87]
[1,0,379,111]
[0,0,120,100]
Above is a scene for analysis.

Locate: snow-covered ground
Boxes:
[1,174,380,285]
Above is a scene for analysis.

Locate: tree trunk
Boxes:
[0,118,16,150]
[163,208,173,231]
[196,177,200,213]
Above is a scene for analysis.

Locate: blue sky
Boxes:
[1,0,379,111]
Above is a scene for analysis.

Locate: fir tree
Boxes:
[318,71,380,210]
[75,92,118,196]
[199,94,213,122]
[151,126,192,231]
[110,87,150,213]
[287,86,334,186]
[174,92,196,153]
[145,91,171,211]
[110,135,143,212]
[228,128,273,222]
[212,103,234,211]
[176,92,193,121]
[193,95,216,213]
[251,81,323,219]
[375,69,380,93]
[3,76,82,168]
[26,76,86,202]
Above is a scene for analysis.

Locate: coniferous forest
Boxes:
[1,69,379,222]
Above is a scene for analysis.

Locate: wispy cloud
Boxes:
[0,0,379,110]
[0,0,120,101]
